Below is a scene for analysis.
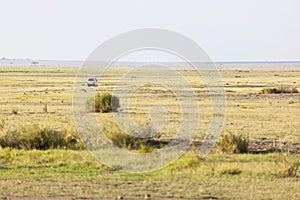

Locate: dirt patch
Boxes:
[249,141,300,154]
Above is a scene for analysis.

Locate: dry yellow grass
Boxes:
[0,67,299,148]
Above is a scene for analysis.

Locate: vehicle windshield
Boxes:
[88,78,95,81]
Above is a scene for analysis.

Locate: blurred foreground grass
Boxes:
[0,148,299,199]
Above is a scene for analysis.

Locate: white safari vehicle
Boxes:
[87,77,98,87]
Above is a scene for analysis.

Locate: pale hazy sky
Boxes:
[0,0,299,61]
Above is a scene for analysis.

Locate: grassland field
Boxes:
[0,66,299,199]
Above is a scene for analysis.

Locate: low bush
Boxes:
[261,86,298,94]
[20,125,68,149]
[86,92,120,113]
[216,132,249,154]
[0,120,83,150]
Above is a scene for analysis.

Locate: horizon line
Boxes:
[1,58,300,63]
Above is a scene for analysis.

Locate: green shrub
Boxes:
[86,92,119,113]
[261,86,298,94]
[216,132,249,154]
[18,125,65,149]
[0,123,83,150]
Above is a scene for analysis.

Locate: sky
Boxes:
[0,0,299,61]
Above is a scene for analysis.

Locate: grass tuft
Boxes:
[216,132,249,154]
[217,167,242,175]
[86,92,119,113]
[261,86,298,94]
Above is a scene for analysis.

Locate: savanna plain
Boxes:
[0,66,299,200]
